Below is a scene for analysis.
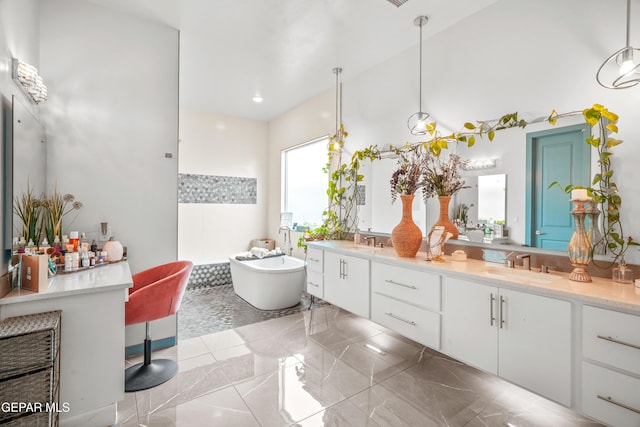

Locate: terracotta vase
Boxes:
[391,194,423,257]
[432,196,459,240]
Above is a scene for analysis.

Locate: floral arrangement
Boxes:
[13,183,82,245]
[41,184,82,244]
[390,145,469,202]
[13,184,43,243]
[455,203,473,225]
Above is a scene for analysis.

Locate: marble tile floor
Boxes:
[117,306,602,427]
[178,284,327,340]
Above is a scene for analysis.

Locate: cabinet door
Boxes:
[498,288,571,406]
[324,252,370,318]
[442,277,498,374]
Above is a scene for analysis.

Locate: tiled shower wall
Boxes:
[179,173,257,287]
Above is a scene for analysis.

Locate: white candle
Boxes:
[571,188,589,200]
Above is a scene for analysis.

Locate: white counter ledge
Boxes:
[307,240,640,314]
[1,261,133,305]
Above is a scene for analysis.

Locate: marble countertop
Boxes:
[308,240,640,314]
[0,261,133,305]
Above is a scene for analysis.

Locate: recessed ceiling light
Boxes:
[252,95,263,103]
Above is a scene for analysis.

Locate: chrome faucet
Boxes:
[516,253,531,270]
[279,226,292,255]
[364,236,376,247]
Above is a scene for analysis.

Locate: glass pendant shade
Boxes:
[408,111,430,135]
[596,0,640,89]
[407,16,430,135]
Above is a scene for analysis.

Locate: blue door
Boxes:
[526,124,590,250]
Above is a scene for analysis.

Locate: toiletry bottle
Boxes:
[69,231,79,252]
[53,235,62,252]
[80,232,90,252]
[91,239,98,253]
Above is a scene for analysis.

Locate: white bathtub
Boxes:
[228,255,305,310]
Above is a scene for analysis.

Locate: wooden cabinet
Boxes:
[305,247,324,298]
[581,305,640,426]
[324,251,370,318]
[443,277,571,406]
[370,262,441,349]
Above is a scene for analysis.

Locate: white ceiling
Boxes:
[86,0,498,121]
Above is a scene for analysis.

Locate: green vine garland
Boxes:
[300,104,635,265]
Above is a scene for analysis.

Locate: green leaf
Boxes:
[583,108,600,127]
[468,136,476,147]
[606,138,623,148]
[488,130,495,141]
[592,174,602,185]
[463,122,476,130]
[606,123,619,133]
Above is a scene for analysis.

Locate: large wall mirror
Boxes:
[356,115,594,255]
[4,95,46,248]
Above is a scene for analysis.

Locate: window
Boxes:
[282,136,329,229]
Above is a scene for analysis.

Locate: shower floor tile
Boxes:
[178,283,327,340]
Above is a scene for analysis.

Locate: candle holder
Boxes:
[585,202,604,255]
[568,199,592,282]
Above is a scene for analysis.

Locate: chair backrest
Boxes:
[125,260,194,326]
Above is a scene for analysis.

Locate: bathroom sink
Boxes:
[350,244,383,253]
[484,266,562,284]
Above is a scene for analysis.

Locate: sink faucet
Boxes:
[516,253,531,270]
[279,226,292,255]
[364,236,376,247]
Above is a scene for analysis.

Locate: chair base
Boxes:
[124,359,178,392]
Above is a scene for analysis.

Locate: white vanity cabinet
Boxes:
[305,247,324,299]
[370,262,441,349]
[443,276,572,406]
[323,251,370,318]
[581,305,640,426]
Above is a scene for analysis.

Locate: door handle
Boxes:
[490,293,496,326]
[499,296,506,329]
[535,230,545,235]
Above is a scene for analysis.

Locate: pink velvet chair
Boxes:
[124,260,193,392]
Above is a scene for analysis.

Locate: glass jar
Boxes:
[612,257,634,284]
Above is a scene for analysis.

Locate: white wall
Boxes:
[38,0,180,345]
[267,89,336,258]
[39,0,179,275]
[178,108,268,263]
[269,0,640,265]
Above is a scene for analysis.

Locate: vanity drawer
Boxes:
[582,361,640,427]
[372,262,441,311]
[306,270,323,299]
[583,305,640,375]
[371,292,440,350]
[306,248,323,274]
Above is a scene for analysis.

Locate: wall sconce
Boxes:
[12,58,48,104]
[465,159,497,170]
[596,0,640,89]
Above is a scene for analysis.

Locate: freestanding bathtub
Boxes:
[228,254,305,310]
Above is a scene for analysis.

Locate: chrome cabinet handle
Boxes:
[384,312,417,326]
[308,281,319,287]
[308,257,319,263]
[535,230,546,235]
[339,259,347,279]
[597,395,640,414]
[385,279,417,290]
[490,293,496,326]
[499,296,505,329]
[597,335,640,351]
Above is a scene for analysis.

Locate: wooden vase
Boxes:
[432,196,459,240]
[391,194,423,257]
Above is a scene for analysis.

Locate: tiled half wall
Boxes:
[178,173,257,204]
[188,263,232,289]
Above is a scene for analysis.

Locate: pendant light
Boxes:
[332,67,344,151]
[596,0,640,89]
[407,15,430,135]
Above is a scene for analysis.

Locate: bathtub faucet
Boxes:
[279,226,292,255]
